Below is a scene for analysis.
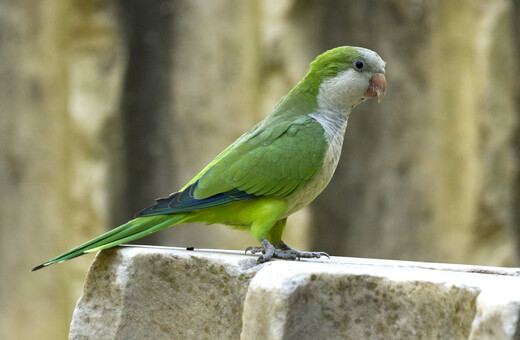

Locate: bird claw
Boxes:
[277,241,330,260]
[245,239,330,263]
[245,246,264,255]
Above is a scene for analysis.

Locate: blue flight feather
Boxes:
[135,182,256,217]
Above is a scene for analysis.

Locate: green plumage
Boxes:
[31,215,188,271]
[195,116,326,199]
[32,46,386,270]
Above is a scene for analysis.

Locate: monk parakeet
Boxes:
[32,46,386,271]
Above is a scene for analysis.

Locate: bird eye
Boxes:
[354,60,365,70]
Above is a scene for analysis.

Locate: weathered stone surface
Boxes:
[70,247,520,340]
[69,247,262,340]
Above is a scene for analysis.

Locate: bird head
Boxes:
[308,46,386,111]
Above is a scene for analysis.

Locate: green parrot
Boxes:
[32,46,386,271]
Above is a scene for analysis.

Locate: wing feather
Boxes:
[137,115,327,217]
[194,116,327,199]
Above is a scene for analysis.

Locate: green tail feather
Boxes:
[31,214,188,271]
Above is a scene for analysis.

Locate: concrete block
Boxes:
[69,246,520,340]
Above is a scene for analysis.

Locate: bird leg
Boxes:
[245,239,329,263]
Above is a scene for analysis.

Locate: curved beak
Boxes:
[363,73,386,103]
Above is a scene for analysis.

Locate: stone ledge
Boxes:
[69,246,520,340]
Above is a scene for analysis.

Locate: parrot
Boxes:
[32,46,386,271]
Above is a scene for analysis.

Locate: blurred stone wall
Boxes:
[0,1,126,339]
[311,0,520,266]
[0,0,518,339]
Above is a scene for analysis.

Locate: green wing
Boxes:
[193,115,328,199]
[136,115,328,217]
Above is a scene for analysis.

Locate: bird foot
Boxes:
[245,239,329,263]
[277,240,330,260]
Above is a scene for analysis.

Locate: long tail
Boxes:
[31,214,188,271]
